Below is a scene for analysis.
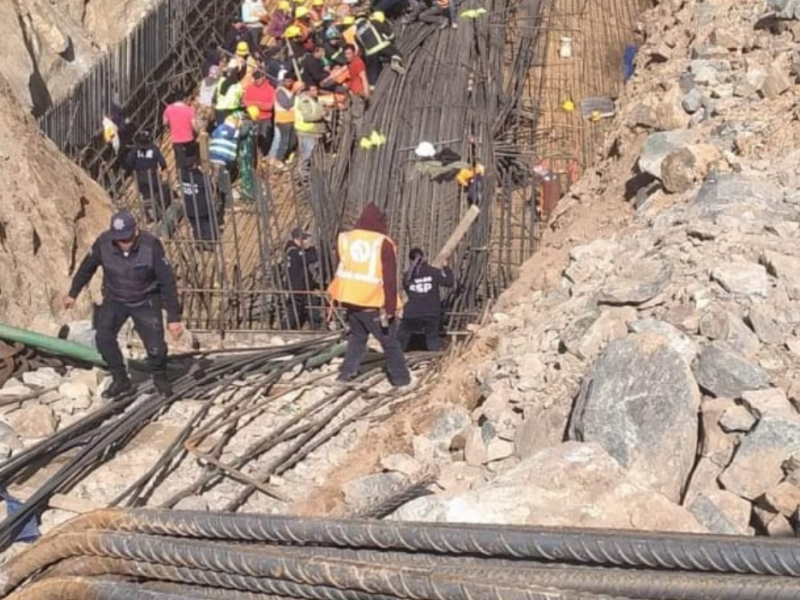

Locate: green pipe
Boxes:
[304,342,347,369]
[0,322,106,367]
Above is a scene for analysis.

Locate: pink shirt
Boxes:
[163,102,196,144]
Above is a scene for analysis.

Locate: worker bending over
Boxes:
[64,211,183,399]
[328,203,411,387]
[398,248,454,352]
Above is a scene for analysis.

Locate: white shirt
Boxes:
[241,0,266,24]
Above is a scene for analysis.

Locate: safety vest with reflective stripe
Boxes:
[327,229,401,309]
[294,96,326,135]
[274,87,295,124]
[215,79,244,111]
[355,19,391,56]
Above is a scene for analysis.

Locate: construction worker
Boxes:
[209,114,241,176]
[293,7,314,49]
[354,12,405,86]
[456,162,484,205]
[322,27,347,67]
[284,24,308,60]
[63,211,183,399]
[266,0,293,41]
[163,92,198,169]
[412,0,457,28]
[328,203,411,387]
[294,85,326,178]
[340,15,357,46]
[243,70,276,158]
[398,248,454,351]
[284,227,320,329]
[215,65,245,125]
[268,70,297,168]
[181,161,219,244]
[225,21,257,55]
[242,0,268,43]
[124,131,169,222]
[309,0,326,27]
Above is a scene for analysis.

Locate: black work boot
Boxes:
[152,374,173,398]
[102,372,133,400]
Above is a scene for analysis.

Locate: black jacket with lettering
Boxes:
[285,241,319,291]
[402,261,454,318]
[125,143,167,192]
[69,231,182,322]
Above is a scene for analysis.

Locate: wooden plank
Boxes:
[431,204,480,268]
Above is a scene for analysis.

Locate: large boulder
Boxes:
[570,333,700,502]
[392,442,705,533]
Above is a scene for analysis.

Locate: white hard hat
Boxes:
[415,141,436,158]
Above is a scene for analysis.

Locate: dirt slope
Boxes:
[0,73,110,330]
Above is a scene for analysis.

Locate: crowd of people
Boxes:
[98,0,465,366]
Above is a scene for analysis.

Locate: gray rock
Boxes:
[762,251,800,300]
[711,262,770,298]
[723,313,762,359]
[380,453,423,476]
[747,305,786,345]
[5,404,57,439]
[628,319,698,364]
[661,148,697,193]
[693,342,770,398]
[21,368,62,389]
[740,388,795,418]
[699,397,738,468]
[710,27,743,50]
[767,0,800,19]
[638,131,693,180]
[513,402,572,460]
[694,173,783,218]
[682,88,704,113]
[343,472,405,508]
[392,443,705,532]
[720,412,800,500]
[762,67,792,99]
[699,311,729,340]
[719,404,757,433]
[691,60,721,85]
[598,262,672,306]
[571,333,700,502]
[684,457,726,506]
[486,438,514,463]
[688,489,752,535]
[464,427,488,467]
[427,406,471,444]
[767,514,795,537]
[763,481,800,518]
[565,308,634,362]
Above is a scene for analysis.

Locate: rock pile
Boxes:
[373,0,800,534]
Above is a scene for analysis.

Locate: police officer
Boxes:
[63,211,184,399]
[284,227,319,329]
[398,247,454,352]
[124,131,169,221]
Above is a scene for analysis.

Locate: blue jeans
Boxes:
[268,126,281,158]
[298,134,317,173]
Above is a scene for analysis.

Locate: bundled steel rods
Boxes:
[4,508,800,600]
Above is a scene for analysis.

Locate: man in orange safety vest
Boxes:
[328,203,411,387]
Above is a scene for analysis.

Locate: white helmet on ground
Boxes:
[415,141,436,158]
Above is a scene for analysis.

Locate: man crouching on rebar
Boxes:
[63,211,183,400]
[328,203,411,387]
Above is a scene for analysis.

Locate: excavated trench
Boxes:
[0,0,691,597]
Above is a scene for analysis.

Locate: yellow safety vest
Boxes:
[294,96,325,135]
[215,79,243,111]
[328,229,402,309]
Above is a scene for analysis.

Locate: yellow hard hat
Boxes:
[284,25,302,38]
[589,110,602,122]
[247,106,260,120]
[561,98,575,112]
[236,41,249,56]
[312,0,324,6]
[292,0,304,4]
[295,6,309,18]
[371,10,385,22]
[342,15,355,25]
[278,0,291,10]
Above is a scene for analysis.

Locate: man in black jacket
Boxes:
[181,162,219,244]
[284,227,319,329]
[124,131,169,222]
[63,211,183,399]
[398,247,454,351]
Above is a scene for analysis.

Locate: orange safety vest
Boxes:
[327,229,402,309]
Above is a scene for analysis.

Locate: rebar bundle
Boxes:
[311,0,544,332]
[4,508,800,600]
